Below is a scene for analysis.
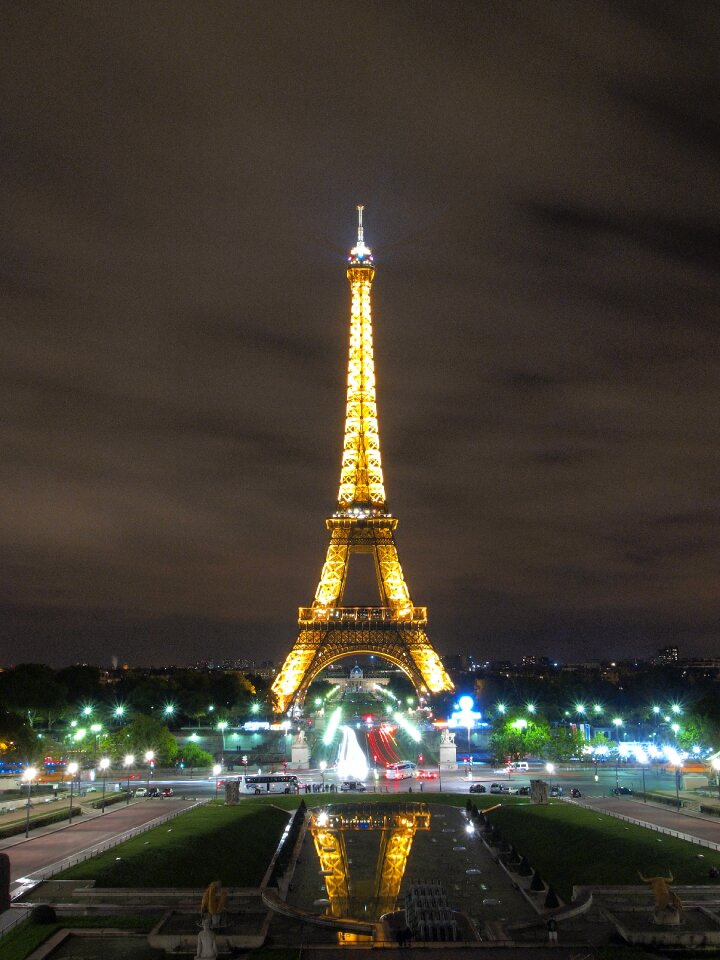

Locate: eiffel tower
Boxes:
[271,208,453,714]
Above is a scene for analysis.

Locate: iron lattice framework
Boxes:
[271,208,453,714]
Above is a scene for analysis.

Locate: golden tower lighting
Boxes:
[272,207,453,714]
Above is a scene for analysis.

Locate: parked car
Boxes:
[340,780,367,792]
[161,787,174,798]
[489,783,507,794]
[469,783,486,794]
[146,787,161,798]
[613,786,633,795]
[517,786,530,796]
[570,788,582,798]
[549,785,564,797]
[133,787,147,797]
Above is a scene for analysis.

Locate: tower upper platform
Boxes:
[337,205,387,514]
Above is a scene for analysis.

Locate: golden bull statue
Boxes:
[638,870,684,922]
[201,880,227,928]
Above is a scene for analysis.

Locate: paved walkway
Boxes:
[582,795,720,847]
[3,798,196,893]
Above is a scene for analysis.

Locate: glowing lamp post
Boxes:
[217,720,228,751]
[711,758,720,800]
[90,723,103,759]
[144,751,155,793]
[124,754,135,804]
[545,762,555,794]
[98,758,110,813]
[66,761,79,824]
[212,763,222,800]
[674,760,683,809]
[23,767,37,839]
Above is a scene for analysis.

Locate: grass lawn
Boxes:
[483,799,715,901]
[262,791,469,813]
[1,915,156,960]
[57,802,291,887]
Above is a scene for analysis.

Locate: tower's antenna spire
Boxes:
[349,204,372,263]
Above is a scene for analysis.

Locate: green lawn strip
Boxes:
[57,803,291,887]
[484,801,713,901]
[0,807,82,840]
[255,792,469,813]
[1,915,156,960]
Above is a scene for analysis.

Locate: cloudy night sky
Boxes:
[2,2,719,668]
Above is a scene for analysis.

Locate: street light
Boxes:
[711,759,720,801]
[144,750,155,793]
[23,766,37,838]
[213,763,222,800]
[674,760,683,810]
[319,760,327,792]
[217,721,228,752]
[124,754,135,804]
[90,723,103,759]
[546,762,555,794]
[98,758,110,812]
[66,762,79,824]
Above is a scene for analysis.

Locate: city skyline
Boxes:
[2,5,720,667]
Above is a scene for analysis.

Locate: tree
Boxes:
[177,741,214,774]
[0,664,67,729]
[0,712,39,761]
[107,716,178,765]
[489,719,549,763]
[676,717,715,753]
[55,665,102,704]
[542,726,585,762]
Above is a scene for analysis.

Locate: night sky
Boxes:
[2,3,720,667]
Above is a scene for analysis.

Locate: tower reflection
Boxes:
[310,803,431,940]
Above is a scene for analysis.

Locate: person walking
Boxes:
[546,917,558,944]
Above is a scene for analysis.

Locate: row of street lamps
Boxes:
[21,751,158,837]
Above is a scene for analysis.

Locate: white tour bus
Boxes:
[242,774,299,795]
[385,762,417,781]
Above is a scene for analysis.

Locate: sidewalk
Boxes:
[0,798,147,852]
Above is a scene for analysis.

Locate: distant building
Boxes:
[652,645,679,665]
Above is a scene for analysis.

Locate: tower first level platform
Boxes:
[271,209,453,714]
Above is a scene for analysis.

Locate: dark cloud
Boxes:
[1,2,720,667]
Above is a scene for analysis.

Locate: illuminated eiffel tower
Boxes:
[271,208,453,714]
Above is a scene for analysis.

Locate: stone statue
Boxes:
[440,728,455,745]
[201,879,227,929]
[195,915,217,959]
[293,728,306,745]
[638,870,684,925]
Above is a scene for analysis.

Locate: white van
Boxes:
[509,761,529,771]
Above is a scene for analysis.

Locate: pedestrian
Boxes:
[419,782,424,792]
[546,917,558,944]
